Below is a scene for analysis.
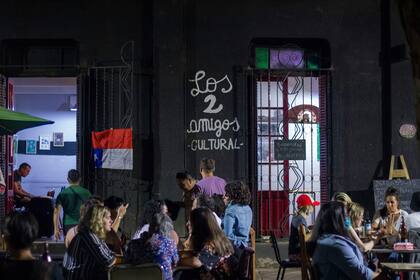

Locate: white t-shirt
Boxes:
[213,212,222,227]
[132,224,149,240]
[406,212,420,230]
[373,209,409,230]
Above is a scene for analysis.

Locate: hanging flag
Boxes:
[92,128,133,170]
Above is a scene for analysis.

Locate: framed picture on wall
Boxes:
[53,132,64,147]
[13,135,18,155]
[39,135,51,150]
[26,140,37,154]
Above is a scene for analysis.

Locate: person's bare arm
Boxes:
[349,227,374,252]
[111,204,129,232]
[53,205,62,240]
[177,256,202,268]
[13,181,32,198]
[305,231,312,241]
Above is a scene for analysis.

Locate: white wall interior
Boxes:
[11,77,77,197]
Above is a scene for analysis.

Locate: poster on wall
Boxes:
[26,140,37,154]
[39,135,51,150]
[13,135,18,154]
[53,132,64,147]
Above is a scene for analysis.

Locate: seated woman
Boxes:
[63,205,115,280]
[223,181,252,248]
[64,196,103,248]
[407,191,420,230]
[348,202,375,252]
[103,196,128,254]
[288,194,319,261]
[126,213,179,280]
[178,207,234,279]
[132,200,161,239]
[311,201,380,280]
[332,192,353,228]
[372,187,408,243]
[333,192,374,252]
[132,200,179,245]
[212,194,226,220]
[0,212,63,280]
[193,194,222,227]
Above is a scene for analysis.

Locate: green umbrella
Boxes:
[0,107,54,135]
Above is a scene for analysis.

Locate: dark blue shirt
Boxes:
[288,214,307,256]
[313,234,373,280]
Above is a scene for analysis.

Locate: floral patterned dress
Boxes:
[126,233,179,280]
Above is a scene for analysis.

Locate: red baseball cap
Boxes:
[296,194,320,208]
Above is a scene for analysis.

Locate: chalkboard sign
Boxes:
[274,140,306,160]
[373,179,420,213]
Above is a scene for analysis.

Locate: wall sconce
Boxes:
[399,124,417,139]
[69,95,77,111]
[57,95,77,111]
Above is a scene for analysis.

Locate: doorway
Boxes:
[9,77,77,198]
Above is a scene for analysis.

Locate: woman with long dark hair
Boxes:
[178,207,234,279]
[311,202,380,280]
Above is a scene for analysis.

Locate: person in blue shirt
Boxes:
[310,201,381,280]
[288,194,319,261]
[222,181,252,248]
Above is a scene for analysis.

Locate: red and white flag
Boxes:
[92,128,133,170]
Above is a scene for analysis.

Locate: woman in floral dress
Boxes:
[126,213,179,280]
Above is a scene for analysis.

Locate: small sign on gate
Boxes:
[274,139,306,160]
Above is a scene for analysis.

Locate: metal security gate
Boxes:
[78,41,153,234]
[79,41,136,199]
[0,75,7,229]
[253,72,330,237]
[248,43,331,237]
[0,75,15,229]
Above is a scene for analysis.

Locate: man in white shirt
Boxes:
[407,191,420,230]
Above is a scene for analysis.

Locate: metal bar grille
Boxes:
[319,74,330,203]
[0,75,6,229]
[254,69,330,237]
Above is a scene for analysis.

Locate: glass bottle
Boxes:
[399,216,408,243]
[42,242,52,262]
[364,218,371,236]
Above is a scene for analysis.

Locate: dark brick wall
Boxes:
[153,0,419,212]
[0,0,417,232]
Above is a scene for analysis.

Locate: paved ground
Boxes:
[254,239,302,280]
[256,267,301,280]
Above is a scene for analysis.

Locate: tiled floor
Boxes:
[256,267,301,280]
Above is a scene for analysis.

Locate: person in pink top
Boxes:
[196,158,226,196]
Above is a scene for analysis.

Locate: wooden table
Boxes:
[371,248,420,254]
[382,262,420,272]
[33,253,65,262]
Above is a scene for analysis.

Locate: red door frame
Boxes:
[6,81,14,214]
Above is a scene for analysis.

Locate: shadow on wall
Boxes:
[346,189,375,219]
